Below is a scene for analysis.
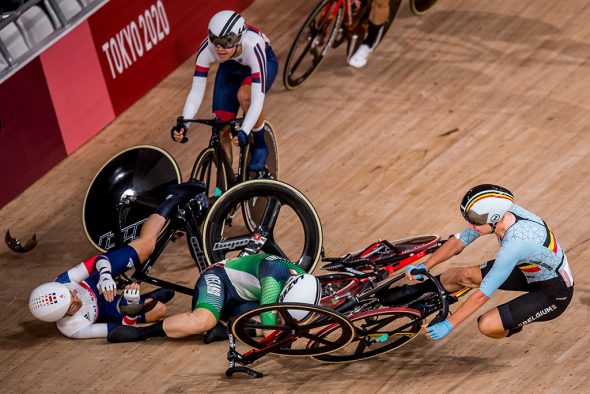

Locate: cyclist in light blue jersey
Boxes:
[378,184,574,340]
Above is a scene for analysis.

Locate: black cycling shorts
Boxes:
[480,260,574,333]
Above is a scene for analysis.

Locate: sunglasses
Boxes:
[208,30,241,49]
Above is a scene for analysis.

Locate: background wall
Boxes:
[0,0,253,208]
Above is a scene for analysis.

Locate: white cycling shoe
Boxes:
[348,44,372,68]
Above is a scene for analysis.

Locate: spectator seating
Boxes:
[0,21,30,61]
[16,5,54,47]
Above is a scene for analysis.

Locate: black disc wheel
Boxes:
[190,147,228,205]
[241,122,279,232]
[83,145,181,252]
[310,307,422,362]
[231,303,355,356]
[283,0,344,90]
[202,180,323,272]
[410,0,437,16]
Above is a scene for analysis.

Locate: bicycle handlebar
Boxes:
[176,116,243,129]
[340,269,450,323]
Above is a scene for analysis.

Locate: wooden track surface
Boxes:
[2,0,590,391]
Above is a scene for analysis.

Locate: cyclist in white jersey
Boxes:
[27,182,206,339]
[378,184,574,340]
[171,10,278,173]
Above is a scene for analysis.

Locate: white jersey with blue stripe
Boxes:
[457,204,573,297]
[182,27,270,134]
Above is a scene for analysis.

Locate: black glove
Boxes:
[170,123,189,143]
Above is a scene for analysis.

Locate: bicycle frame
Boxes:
[184,117,246,193]
[113,195,209,296]
[225,270,452,378]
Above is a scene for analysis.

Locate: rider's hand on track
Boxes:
[405,263,428,281]
[97,273,117,302]
[424,319,454,340]
[232,129,248,147]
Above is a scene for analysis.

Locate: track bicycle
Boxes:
[179,116,279,232]
[83,145,323,295]
[225,268,457,377]
[283,0,438,90]
[318,235,443,312]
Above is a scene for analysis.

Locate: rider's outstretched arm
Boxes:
[423,235,465,271]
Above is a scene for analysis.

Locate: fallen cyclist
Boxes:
[378,184,574,340]
[107,254,321,343]
[28,181,206,339]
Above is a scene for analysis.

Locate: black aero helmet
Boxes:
[460,184,514,226]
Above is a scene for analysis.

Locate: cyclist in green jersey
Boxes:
[107,254,320,343]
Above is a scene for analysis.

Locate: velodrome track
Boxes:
[2,0,590,391]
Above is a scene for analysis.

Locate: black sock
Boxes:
[138,320,166,339]
[364,21,385,48]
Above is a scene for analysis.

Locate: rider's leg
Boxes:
[378,266,482,306]
[213,61,242,165]
[477,308,508,338]
[237,84,269,172]
[162,308,217,337]
[129,214,166,262]
[349,0,390,68]
[478,283,573,339]
[440,266,483,292]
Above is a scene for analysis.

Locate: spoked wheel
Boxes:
[318,273,360,308]
[190,147,228,205]
[410,0,437,16]
[283,0,344,90]
[83,145,181,252]
[231,303,355,356]
[241,122,279,232]
[202,180,323,272]
[311,307,422,362]
[347,0,403,59]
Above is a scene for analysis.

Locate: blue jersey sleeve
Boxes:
[458,228,480,247]
[480,239,533,297]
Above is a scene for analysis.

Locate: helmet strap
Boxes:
[490,222,497,233]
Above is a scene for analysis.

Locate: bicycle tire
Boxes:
[241,121,279,232]
[202,179,323,273]
[83,145,181,252]
[347,0,403,57]
[231,303,355,356]
[310,307,422,362]
[190,147,229,204]
[283,0,344,90]
[409,0,437,16]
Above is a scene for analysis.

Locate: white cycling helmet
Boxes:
[29,282,71,322]
[278,274,321,321]
[460,184,514,226]
[208,10,246,48]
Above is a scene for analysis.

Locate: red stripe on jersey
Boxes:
[82,255,99,274]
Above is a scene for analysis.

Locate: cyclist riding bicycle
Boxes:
[378,184,574,340]
[27,182,205,339]
[171,10,279,174]
[107,254,321,343]
[348,0,391,68]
